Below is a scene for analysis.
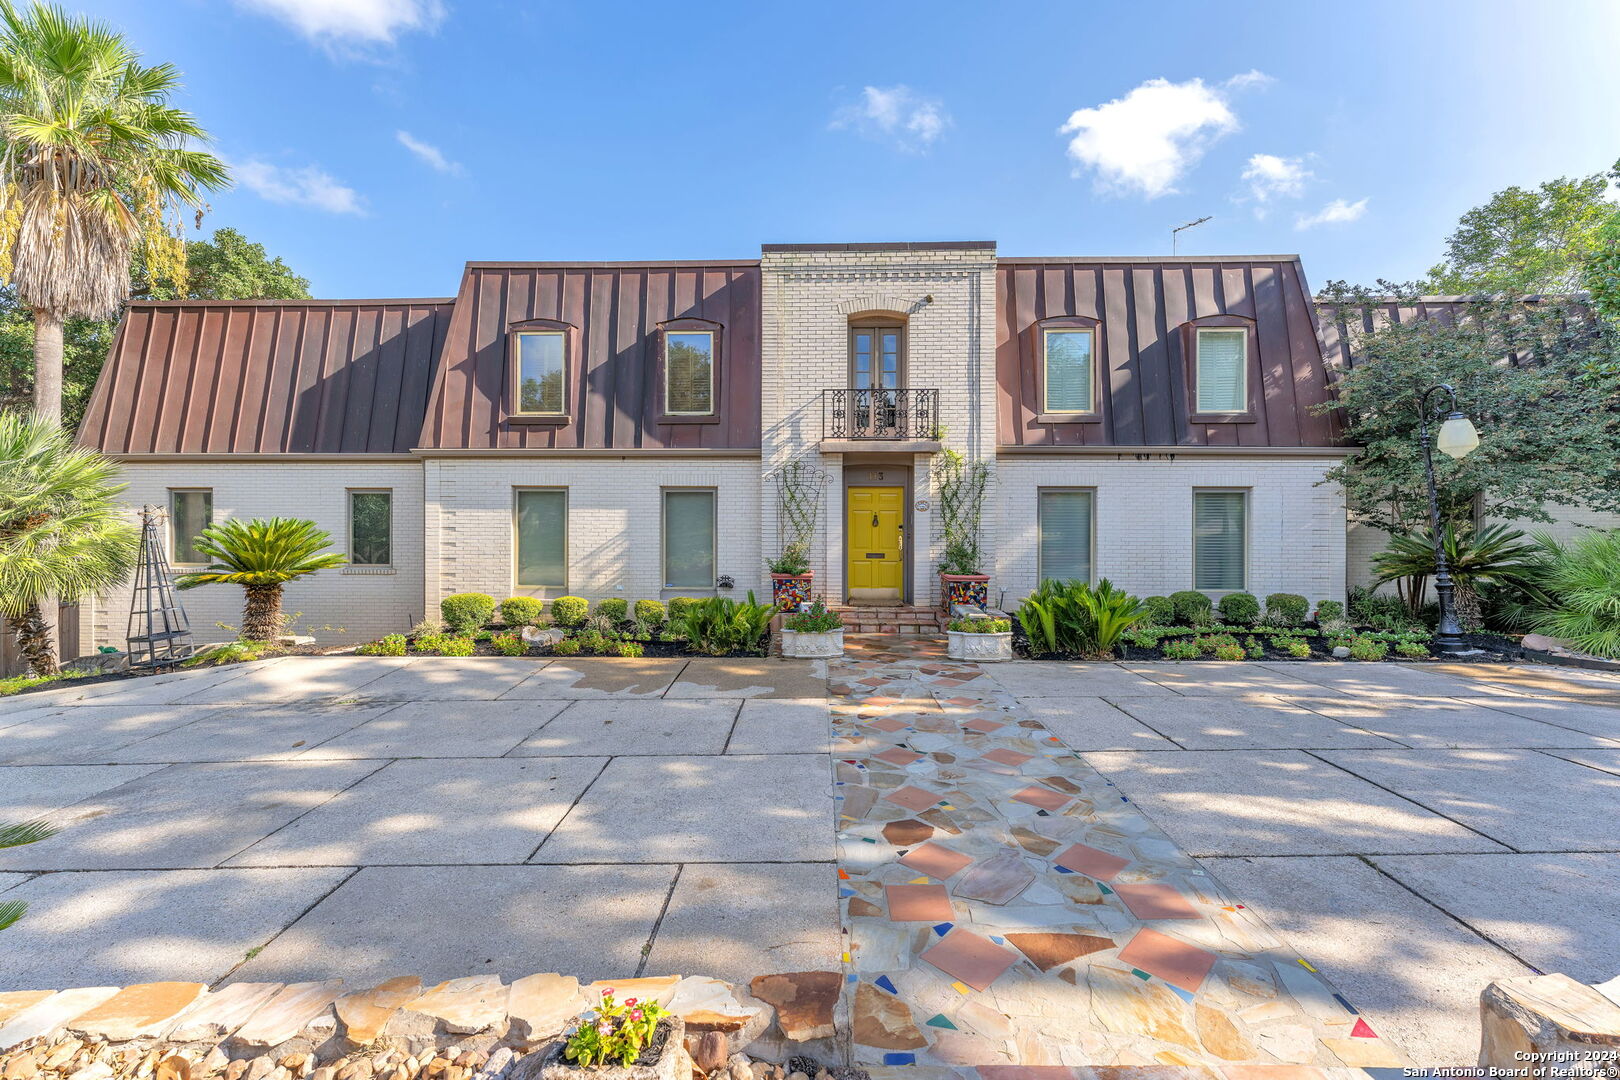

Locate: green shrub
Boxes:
[1016,578,1147,658]
[1283,639,1311,659]
[1142,596,1175,626]
[1217,592,1261,625]
[1315,600,1345,623]
[498,597,545,627]
[1169,590,1213,627]
[414,632,451,653]
[551,596,589,627]
[787,599,844,633]
[411,615,447,637]
[1246,640,1264,659]
[1348,636,1390,661]
[490,633,527,656]
[634,599,666,626]
[948,616,1010,633]
[1264,593,1309,626]
[1196,632,1239,655]
[437,636,476,657]
[1395,640,1429,659]
[667,596,701,622]
[1526,530,1620,658]
[1348,586,1423,632]
[616,641,645,658]
[1212,642,1247,661]
[553,637,581,656]
[441,593,495,632]
[357,633,407,657]
[596,597,629,623]
[669,593,774,655]
[1162,640,1200,660]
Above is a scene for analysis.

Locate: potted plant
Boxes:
[935,448,992,612]
[540,989,684,1080]
[768,541,814,611]
[780,597,844,658]
[947,615,1013,661]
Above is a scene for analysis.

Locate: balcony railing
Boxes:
[822,388,940,441]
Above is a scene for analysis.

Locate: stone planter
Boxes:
[770,572,813,611]
[939,573,990,612]
[780,628,844,659]
[538,1018,684,1080]
[947,629,1013,662]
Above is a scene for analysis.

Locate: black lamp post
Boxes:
[1418,383,1481,654]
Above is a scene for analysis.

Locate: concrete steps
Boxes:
[831,604,944,636]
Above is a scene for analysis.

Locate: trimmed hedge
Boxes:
[595,597,628,622]
[1169,590,1213,626]
[551,596,589,627]
[441,593,495,632]
[1264,593,1309,626]
[1142,595,1175,626]
[634,599,666,625]
[498,596,545,627]
[1217,591,1261,625]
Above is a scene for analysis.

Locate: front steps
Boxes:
[832,604,944,636]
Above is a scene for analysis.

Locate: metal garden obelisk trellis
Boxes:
[126,505,195,668]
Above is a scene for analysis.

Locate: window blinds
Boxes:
[1196,329,1246,413]
[1038,490,1093,583]
[1044,330,1093,412]
[516,489,567,588]
[1193,491,1246,591]
[664,490,716,589]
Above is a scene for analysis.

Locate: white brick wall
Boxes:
[85,462,425,649]
[423,456,764,608]
[759,247,998,604]
[994,455,1348,610]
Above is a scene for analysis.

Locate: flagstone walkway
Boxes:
[830,636,1402,1070]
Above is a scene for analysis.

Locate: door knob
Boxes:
[872,513,879,527]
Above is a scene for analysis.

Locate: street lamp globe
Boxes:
[1435,413,1480,460]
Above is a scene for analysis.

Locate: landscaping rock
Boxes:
[502,978,582,1048]
[65,984,207,1043]
[335,980,422,1050]
[169,985,286,1045]
[1331,646,1351,658]
[392,980,507,1041]
[230,983,344,1054]
[743,977,838,1045]
[1479,972,1620,1067]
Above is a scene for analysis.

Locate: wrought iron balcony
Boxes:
[822,388,941,441]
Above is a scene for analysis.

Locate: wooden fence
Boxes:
[1,603,82,678]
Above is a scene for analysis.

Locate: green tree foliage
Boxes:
[0,818,58,930]
[0,229,311,427]
[1427,165,1618,295]
[175,517,345,641]
[0,410,138,674]
[1314,283,1620,536]
[1370,522,1540,629]
[1526,530,1620,658]
[1582,210,1620,327]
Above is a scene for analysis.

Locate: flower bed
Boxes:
[1013,620,1522,663]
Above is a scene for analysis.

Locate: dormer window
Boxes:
[665,331,714,415]
[514,330,566,415]
[1043,327,1095,413]
[1194,327,1248,414]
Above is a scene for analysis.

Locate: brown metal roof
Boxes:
[996,257,1346,448]
[416,262,761,450]
[78,299,453,454]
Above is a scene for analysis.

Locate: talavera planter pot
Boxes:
[770,571,814,611]
[539,1017,684,1080]
[939,573,990,612]
[947,629,1013,662]
[781,628,844,659]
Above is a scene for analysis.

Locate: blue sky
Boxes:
[78,0,1620,298]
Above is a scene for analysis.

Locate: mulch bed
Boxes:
[1011,623,1524,663]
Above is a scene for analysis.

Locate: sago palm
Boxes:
[175,518,345,641]
[0,408,136,674]
[0,1,227,421]
[0,818,57,930]
[1371,521,1539,630]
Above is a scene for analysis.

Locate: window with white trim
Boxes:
[168,489,213,566]
[514,331,566,415]
[515,488,568,589]
[1037,489,1094,584]
[665,331,715,415]
[663,489,716,590]
[1193,490,1247,591]
[1195,327,1247,413]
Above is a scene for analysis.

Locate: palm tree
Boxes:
[0,819,57,931]
[175,518,346,641]
[0,408,137,674]
[0,1,227,422]
[1371,521,1540,631]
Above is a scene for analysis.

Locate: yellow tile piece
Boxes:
[909,877,930,884]
[1296,957,1317,972]
[841,953,851,963]
[951,981,972,995]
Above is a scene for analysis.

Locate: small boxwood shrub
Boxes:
[1162,640,1200,660]
[634,599,666,625]
[1142,596,1175,626]
[1349,636,1390,661]
[551,596,589,627]
[668,596,701,622]
[1316,599,1345,622]
[1170,590,1213,627]
[596,597,628,622]
[498,596,545,627]
[490,633,527,656]
[1217,592,1261,625]
[441,592,495,632]
[1264,593,1309,626]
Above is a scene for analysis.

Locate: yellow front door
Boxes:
[847,486,905,601]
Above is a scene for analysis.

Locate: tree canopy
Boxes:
[1426,164,1619,296]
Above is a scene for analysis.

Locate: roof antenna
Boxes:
[1172,216,1212,255]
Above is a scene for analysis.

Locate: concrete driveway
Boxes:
[0,655,839,990]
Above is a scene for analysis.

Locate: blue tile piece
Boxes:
[1035,809,1050,816]
[1333,992,1360,1014]
[881,1055,914,1066]
[846,973,858,984]
[1167,984,1196,1004]
[839,888,855,897]
[874,975,898,994]
[1054,865,1074,874]
[989,935,1005,945]
[932,922,953,936]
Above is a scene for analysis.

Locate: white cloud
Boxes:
[1225,69,1274,91]
[396,130,463,175]
[1242,153,1312,202]
[830,85,951,152]
[235,160,365,214]
[237,0,444,45]
[1295,197,1369,230]
[1059,77,1240,199]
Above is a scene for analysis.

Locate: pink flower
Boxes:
[624,997,638,1006]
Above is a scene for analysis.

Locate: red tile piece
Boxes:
[1052,843,1130,882]
[1115,927,1217,993]
[1351,1017,1377,1038]
[882,785,942,812]
[982,749,1034,766]
[885,883,954,922]
[873,747,923,767]
[868,717,908,732]
[1113,883,1200,920]
[897,842,973,878]
[962,717,1004,733]
[919,928,1018,991]
[1011,785,1071,811]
